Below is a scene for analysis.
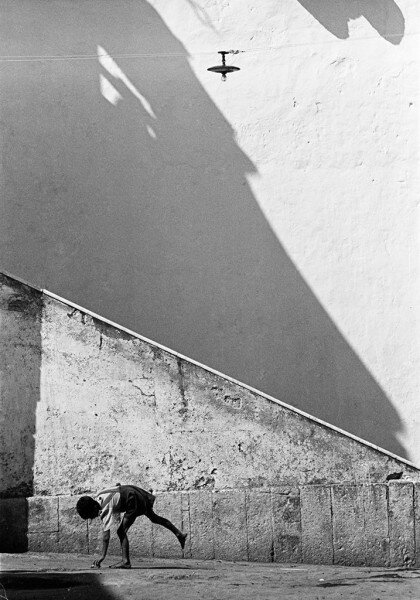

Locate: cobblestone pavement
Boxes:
[1,553,419,600]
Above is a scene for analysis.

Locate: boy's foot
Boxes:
[178,532,188,550]
[109,562,131,569]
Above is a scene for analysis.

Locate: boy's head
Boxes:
[76,496,100,520]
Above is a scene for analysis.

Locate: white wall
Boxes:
[1,1,419,462]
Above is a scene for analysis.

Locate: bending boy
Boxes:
[76,483,187,568]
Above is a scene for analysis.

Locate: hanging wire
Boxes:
[0,30,418,63]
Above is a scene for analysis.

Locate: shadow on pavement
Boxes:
[0,572,117,600]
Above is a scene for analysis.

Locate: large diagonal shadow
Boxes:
[296,0,405,44]
[0,1,408,459]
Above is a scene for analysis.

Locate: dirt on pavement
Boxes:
[1,553,420,600]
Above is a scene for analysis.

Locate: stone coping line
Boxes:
[1,483,419,567]
[1,269,418,469]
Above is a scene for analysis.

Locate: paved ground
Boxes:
[1,553,419,600]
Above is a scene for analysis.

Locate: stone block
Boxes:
[415,483,420,568]
[58,496,88,553]
[88,515,121,557]
[180,492,192,558]
[272,487,301,563]
[189,490,214,560]
[126,514,153,558]
[363,484,389,566]
[0,497,28,552]
[87,516,102,555]
[246,489,273,562]
[301,485,333,564]
[213,489,247,561]
[27,496,58,533]
[152,492,183,558]
[332,485,366,566]
[388,482,415,567]
[28,532,59,552]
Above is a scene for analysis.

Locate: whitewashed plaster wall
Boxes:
[146,1,420,461]
[0,1,419,463]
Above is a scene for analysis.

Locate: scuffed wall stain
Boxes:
[176,358,188,421]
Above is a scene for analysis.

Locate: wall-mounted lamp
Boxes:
[207,51,240,81]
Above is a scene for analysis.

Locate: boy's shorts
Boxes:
[121,485,156,520]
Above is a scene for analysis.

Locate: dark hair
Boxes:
[76,496,99,520]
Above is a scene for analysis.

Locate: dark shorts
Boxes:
[120,485,156,520]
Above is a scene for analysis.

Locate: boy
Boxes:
[76,483,187,569]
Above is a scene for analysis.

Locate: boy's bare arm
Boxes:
[92,530,111,568]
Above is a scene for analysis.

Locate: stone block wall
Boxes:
[1,482,419,567]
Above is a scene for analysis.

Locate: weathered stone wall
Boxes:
[1,482,419,567]
[33,292,419,498]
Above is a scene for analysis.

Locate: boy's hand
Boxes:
[91,558,103,569]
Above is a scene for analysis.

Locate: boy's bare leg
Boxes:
[110,515,135,568]
[146,509,187,549]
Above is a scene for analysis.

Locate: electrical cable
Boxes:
[0,30,418,63]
